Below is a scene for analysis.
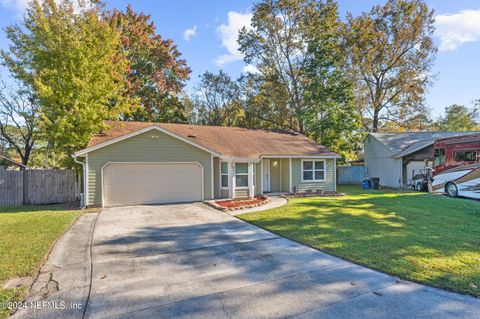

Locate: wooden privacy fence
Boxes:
[0,168,79,206]
[337,166,368,185]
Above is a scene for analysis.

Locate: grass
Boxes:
[239,185,480,297]
[0,204,82,318]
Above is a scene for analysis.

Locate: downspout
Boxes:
[73,155,87,209]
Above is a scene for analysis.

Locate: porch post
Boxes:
[248,162,254,198]
[334,158,337,192]
[228,161,234,198]
[289,158,292,193]
[260,159,264,194]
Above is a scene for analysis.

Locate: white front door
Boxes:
[263,159,271,192]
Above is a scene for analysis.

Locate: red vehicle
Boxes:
[431,133,480,198]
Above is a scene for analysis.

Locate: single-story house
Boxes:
[74,121,340,207]
[0,154,27,170]
[365,131,480,188]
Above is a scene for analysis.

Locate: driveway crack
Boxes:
[82,212,100,319]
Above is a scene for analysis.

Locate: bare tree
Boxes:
[193,71,243,126]
[0,81,39,166]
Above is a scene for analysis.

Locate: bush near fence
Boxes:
[337,166,368,185]
[0,168,79,206]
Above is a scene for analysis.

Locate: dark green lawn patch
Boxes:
[0,204,82,318]
[239,186,480,296]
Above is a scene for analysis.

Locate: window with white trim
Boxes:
[235,163,248,187]
[302,160,325,181]
[221,162,228,188]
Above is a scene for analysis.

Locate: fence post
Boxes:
[22,168,26,205]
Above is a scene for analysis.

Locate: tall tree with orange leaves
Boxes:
[108,6,192,122]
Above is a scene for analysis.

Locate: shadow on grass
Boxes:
[239,188,480,296]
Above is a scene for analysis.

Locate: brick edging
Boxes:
[205,197,271,212]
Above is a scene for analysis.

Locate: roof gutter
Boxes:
[260,154,341,159]
[219,154,341,162]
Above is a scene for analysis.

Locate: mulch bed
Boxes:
[207,195,270,212]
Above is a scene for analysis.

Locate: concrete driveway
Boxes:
[14,203,480,319]
[89,203,480,318]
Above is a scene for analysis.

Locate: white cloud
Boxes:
[0,0,29,13]
[215,11,252,66]
[435,9,480,51]
[183,25,197,42]
[242,64,259,74]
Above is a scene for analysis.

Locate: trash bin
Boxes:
[362,179,371,190]
[370,177,380,190]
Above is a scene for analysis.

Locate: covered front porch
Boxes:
[213,157,292,199]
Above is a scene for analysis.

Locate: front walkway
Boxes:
[14,203,480,319]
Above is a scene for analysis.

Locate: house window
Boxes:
[221,162,228,188]
[302,160,325,182]
[434,148,445,166]
[455,150,477,162]
[235,163,248,187]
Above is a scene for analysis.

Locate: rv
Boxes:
[431,133,480,199]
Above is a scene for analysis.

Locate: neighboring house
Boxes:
[0,154,27,170]
[74,121,340,207]
[365,131,480,188]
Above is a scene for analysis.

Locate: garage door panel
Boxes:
[103,163,202,207]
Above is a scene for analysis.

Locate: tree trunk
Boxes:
[372,108,380,132]
[298,117,304,134]
[22,145,31,167]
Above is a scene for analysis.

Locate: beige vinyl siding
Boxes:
[235,188,249,197]
[292,158,335,192]
[213,157,220,199]
[87,130,213,206]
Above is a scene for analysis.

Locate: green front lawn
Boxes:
[239,186,480,297]
[0,205,82,319]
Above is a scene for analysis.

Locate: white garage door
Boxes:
[103,163,203,207]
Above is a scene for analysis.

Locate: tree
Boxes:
[1,0,134,164]
[193,71,243,126]
[108,5,192,122]
[346,0,437,132]
[238,0,313,133]
[0,81,39,166]
[303,0,361,159]
[238,0,361,159]
[433,104,479,131]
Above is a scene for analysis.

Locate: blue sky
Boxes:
[1,0,480,117]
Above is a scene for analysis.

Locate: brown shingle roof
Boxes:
[83,121,339,159]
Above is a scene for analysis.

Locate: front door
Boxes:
[263,159,271,192]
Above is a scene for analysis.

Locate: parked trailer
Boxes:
[430,133,480,199]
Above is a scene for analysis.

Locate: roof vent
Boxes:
[187,126,196,138]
